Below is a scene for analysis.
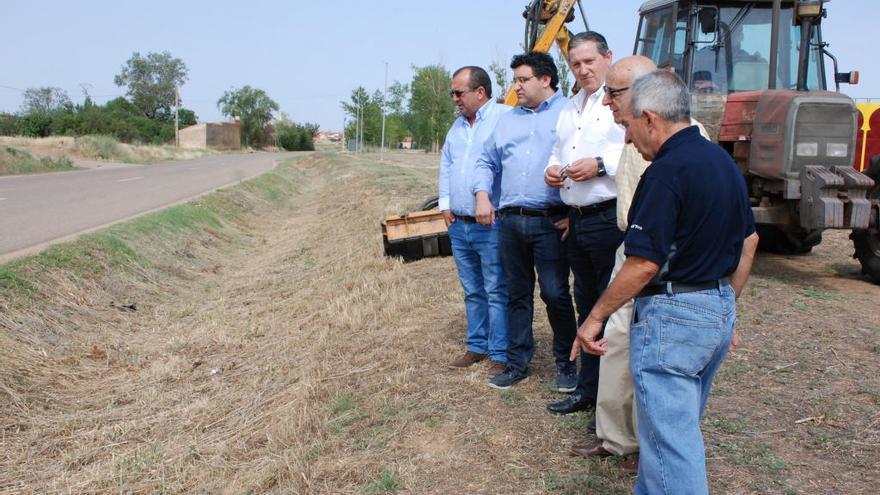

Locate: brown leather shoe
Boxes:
[619,454,639,473]
[570,440,614,458]
[448,351,487,369]
[487,360,507,376]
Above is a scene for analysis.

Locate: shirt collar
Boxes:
[573,86,604,113]
[521,90,563,113]
[474,99,493,121]
[458,99,493,127]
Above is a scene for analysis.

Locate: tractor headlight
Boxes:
[826,143,848,157]
[796,142,819,157]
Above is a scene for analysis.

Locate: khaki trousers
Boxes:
[594,244,639,456]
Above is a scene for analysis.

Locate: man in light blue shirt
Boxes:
[473,52,578,390]
[440,66,510,375]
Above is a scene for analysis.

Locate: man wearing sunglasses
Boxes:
[440,66,511,376]
[543,31,625,418]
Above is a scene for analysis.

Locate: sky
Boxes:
[2,0,876,131]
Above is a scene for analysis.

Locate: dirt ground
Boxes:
[0,150,878,494]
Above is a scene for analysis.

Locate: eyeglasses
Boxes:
[513,75,536,85]
[449,88,474,98]
[603,85,630,98]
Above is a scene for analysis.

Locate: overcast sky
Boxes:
[1,0,876,131]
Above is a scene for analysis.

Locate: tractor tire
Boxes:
[756,225,823,255]
[851,228,880,284]
[420,196,440,211]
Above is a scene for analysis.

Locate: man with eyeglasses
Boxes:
[439,66,511,376]
[543,31,625,418]
[473,51,575,390]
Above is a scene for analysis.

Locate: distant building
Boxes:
[399,136,413,150]
[178,121,241,150]
[315,131,342,143]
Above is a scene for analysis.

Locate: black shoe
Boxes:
[556,362,577,393]
[489,366,529,390]
[587,416,597,432]
[546,393,595,415]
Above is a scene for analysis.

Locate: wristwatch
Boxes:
[596,156,607,177]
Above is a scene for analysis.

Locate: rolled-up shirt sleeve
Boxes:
[623,177,680,266]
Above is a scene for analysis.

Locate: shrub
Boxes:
[276,122,315,151]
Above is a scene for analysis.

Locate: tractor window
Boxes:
[636,7,675,68]
[777,7,823,90]
[688,3,823,94]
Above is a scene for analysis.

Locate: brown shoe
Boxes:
[487,360,507,376]
[448,351,487,369]
[570,440,614,458]
[619,454,639,473]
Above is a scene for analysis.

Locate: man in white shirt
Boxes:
[544,31,625,416]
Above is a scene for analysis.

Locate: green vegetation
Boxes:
[217,85,279,147]
[114,51,188,121]
[0,96,196,144]
[0,146,76,175]
[1,51,315,149]
[342,64,456,152]
[363,469,401,495]
[276,121,317,151]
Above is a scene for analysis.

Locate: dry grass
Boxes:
[0,136,218,167]
[0,150,878,494]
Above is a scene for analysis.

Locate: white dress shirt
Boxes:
[546,86,625,206]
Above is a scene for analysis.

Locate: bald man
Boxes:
[569,56,709,473]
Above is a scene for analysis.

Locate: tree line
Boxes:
[0,51,316,151]
[342,51,571,152]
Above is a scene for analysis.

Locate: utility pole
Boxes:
[380,61,388,161]
[175,86,181,147]
[356,99,361,154]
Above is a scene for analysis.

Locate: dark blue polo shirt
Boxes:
[625,125,756,283]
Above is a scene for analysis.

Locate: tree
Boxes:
[409,64,455,151]
[217,85,279,147]
[489,60,510,101]
[114,51,188,121]
[556,48,572,97]
[341,86,383,147]
[20,87,72,115]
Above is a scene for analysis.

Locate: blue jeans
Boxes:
[498,213,577,373]
[448,219,508,363]
[630,284,736,495]
[568,207,625,398]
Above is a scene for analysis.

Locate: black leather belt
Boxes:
[569,199,616,216]
[455,215,477,223]
[498,206,568,217]
[637,278,730,298]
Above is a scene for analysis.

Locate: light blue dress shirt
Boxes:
[438,100,510,216]
[473,91,567,209]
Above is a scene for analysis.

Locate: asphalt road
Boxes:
[0,151,307,262]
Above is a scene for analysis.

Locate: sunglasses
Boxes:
[449,88,475,98]
[603,85,630,98]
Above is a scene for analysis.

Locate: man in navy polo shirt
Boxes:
[571,70,759,494]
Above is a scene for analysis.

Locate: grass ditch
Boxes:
[1,150,878,494]
[0,145,78,175]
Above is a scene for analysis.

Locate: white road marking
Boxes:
[117,176,144,183]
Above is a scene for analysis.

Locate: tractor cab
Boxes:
[635,0,831,95]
